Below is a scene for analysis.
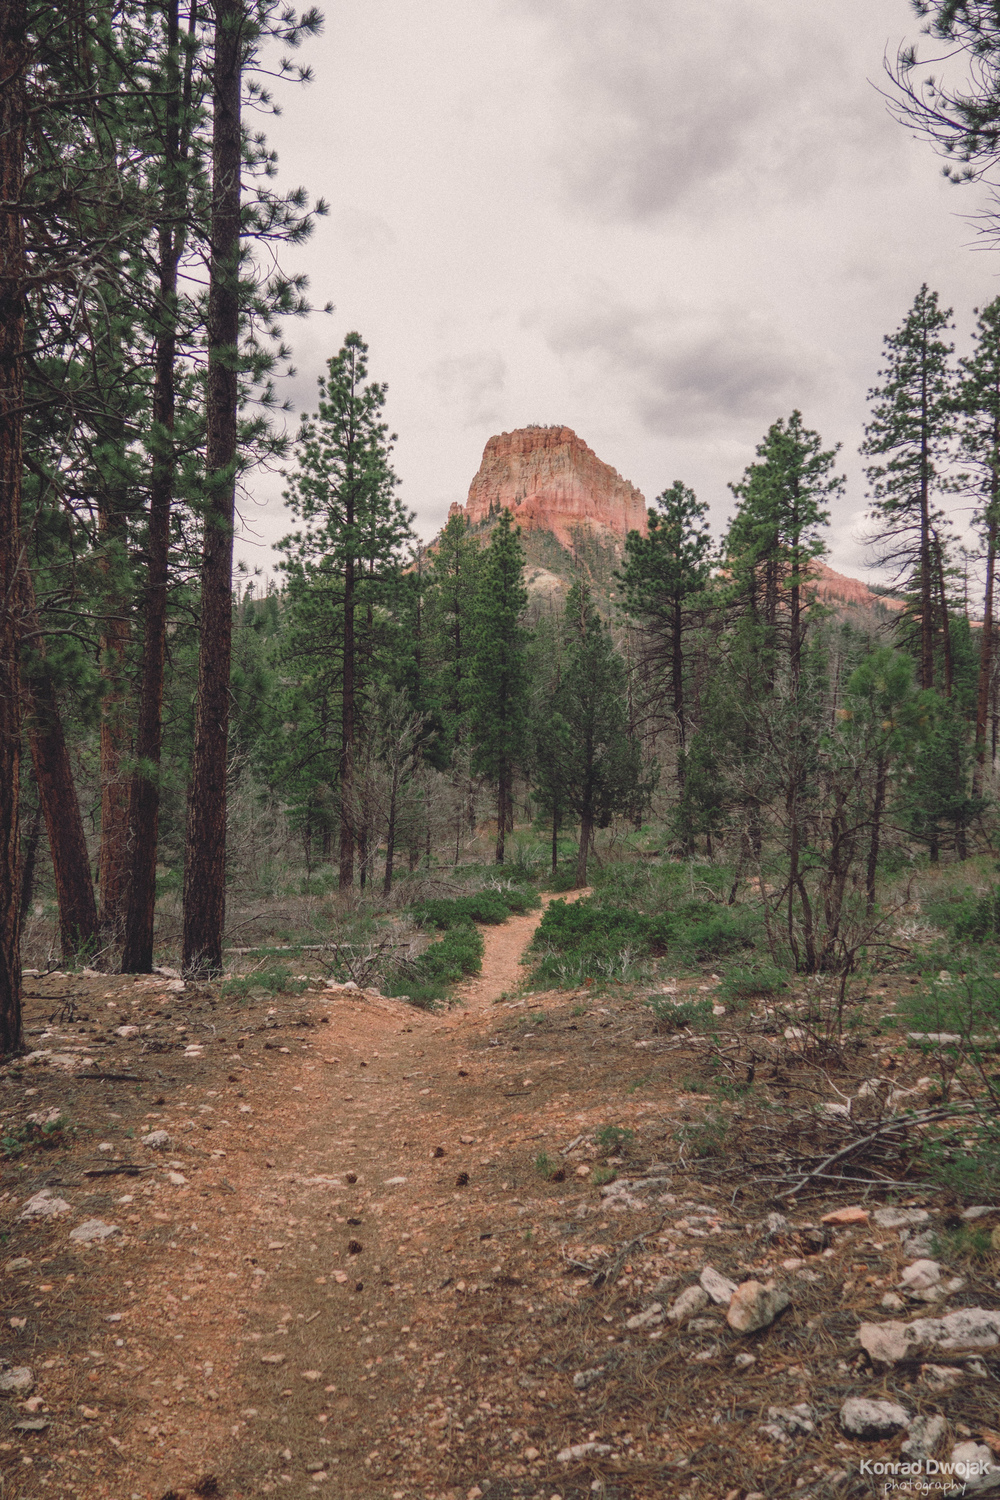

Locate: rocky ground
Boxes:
[2,906,999,1500]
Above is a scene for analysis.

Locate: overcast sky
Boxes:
[237,0,1000,586]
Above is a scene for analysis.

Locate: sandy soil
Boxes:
[2,901,997,1500]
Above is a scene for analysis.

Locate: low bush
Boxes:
[220,965,310,1002]
[646,994,716,1033]
[413,886,540,930]
[719,964,789,1006]
[383,922,485,1007]
[527,898,670,987]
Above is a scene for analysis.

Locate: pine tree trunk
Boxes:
[122,0,185,974]
[22,634,99,959]
[974,479,998,795]
[934,533,953,696]
[338,552,356,889]
[919,364,935,690]
[0,0,26,1056]
[495,764,507,864]
[96,510,131,948]
[19,798,41,925]
[866,755,886,912]
[182,0,242,976]
[383,767,398,898]
[575,809,592,888]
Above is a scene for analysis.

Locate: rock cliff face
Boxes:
[451,426,648,552]
[809,562,904,614]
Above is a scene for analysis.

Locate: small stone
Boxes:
[523,1446,540,1461]
[260,1354,285,1364]
[900,1259,941,1293]
[821,1205,869,1226]
[115,1025,140,1038]
[763,1212,790,1237]
[69,1218,119,1243]
[901,1413,947,1461]
[733,1352,756,1370]
[14,1419,48,1432]
[699,1265,738,1305]
[384,1176,407,1186]
[97,1141,113,1152]
[872,1207,930,1230]
[765,1403,815,1439]
[625,1304,664,1330]
[666,1285,709,1324]
[921,1364,963,1392]
[301,1370,321,1381]
[948,1441,1000,1495]
[556,1442,612,1463]
[839,1397,911,1439]
[165,1171,187,1186]
[0,1367,33,1395]
[881,1292,905,1312]
[79,1405,99,1420]
[166,978,186,992]
[904,1230,938,1259]
[572,1367,605,1390]
[5,1257,31,1271]
[726,1280,791,1333]
[141,1130,172,1149]
[961,1206,998,1222]
[859,1307,1000,1364]
[20,1190,71,1220]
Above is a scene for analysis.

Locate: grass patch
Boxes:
[2,1110,73,1159]
[646,994,716,1034]
[718,963,789,1007]
[220,965,310,1002]
[383,923,486,1007]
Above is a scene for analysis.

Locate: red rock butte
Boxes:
[450,425,648,551]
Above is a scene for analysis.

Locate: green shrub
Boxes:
[646,994,716,1033]
[528,897,670,986]
[919,1112,1000,1198]
[674,1113,730,1159]
[719,964,789,1006]
[2,1110,73,1158]
[594,1124,634,1156]
[220,965,310,1001]
[669,900,756,960]
[384,922,485,1006]
[413,886,540,930]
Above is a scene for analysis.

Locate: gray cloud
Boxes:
[512,0,905,221]
[543,298,818,437]
[429,350,507,428]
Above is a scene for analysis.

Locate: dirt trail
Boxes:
[451,889,589,1013]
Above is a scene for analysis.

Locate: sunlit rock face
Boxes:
[451,425,648,551]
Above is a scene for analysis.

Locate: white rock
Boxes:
[625,1304,664,1330]
[946,1441,1000,1496]
[165,979,186,992]
[0,1368,33,1395]
[165,1171,187,1186]
[859,1307,1000,1364]
[900,1259,941,1292]
[699,1265,738,1305]
[921,1364,963,1391]
[961,1206,998,1222]
[763,1212,790,1237]
[733,1352,757,1370]
[726,1280,791,1334]
[556,1442,612,1463]
[572,1367,605,1390]
[69,1219,119,1244]
[766,1403,815,1437]
[20,1190,71,1219]
[881,1292,905,1312]
[384,1176,407,1186]
[872,1207,931,1229]
[114,1025,139,1038]
[839,1397,911,1439]
[666,1285,709,1324]
[904,1230,938,1259]
[901,1413,947,1461]
[141,1130,171,1149]
[154,965,181,978]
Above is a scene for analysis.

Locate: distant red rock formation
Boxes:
[451,425,647,551]
[809,561,904,612]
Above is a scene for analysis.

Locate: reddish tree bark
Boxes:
[0,0,27,1055]
[182,0,242,975]
[21,585,99,959]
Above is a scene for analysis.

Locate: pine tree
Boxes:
[955,297,1000,790]
[554,581,648,887]
[861,285,956,690]
[728,411,842,685]
[620,480,713,773]
[424,510,482,754]
[468,510,530,864]
[278,333,414,889]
